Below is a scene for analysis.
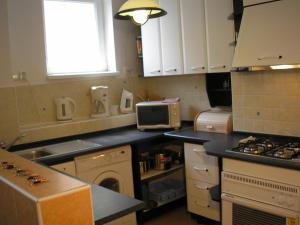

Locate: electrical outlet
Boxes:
[12,74,19,80]
[11,72,27,81]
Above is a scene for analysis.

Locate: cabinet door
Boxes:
[180,0,207,74]
[51,161,76,176]
[205,0,235,73]
[159,0,183,75]
[141,18,163,77]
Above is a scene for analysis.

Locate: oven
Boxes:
[222,171,300,225]
[222,194,299,225]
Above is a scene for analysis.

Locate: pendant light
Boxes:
[114,0,167,25]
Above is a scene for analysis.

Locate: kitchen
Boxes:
[0,0,300,225]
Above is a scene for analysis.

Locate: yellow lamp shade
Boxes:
[114,0,167,25]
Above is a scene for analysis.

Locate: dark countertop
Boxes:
[165,127,300,171]
[25,127,166,165]
[13,124,300,170]
[92,185,144,225]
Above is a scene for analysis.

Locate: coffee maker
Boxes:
[90,86,109,117]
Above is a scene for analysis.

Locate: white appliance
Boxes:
[54,97,76,121]
[120,89,134,114]
[222,158,300,225]
[75,145,136,225]
[91,86,109,117]
[233,0,300,71]
[136,100,181,131]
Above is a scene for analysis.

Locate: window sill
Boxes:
[47,71,120,79]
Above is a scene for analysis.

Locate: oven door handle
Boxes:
[221,193,299,219]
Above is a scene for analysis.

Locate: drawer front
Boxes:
[184,143,218,166]
[185,160,219,184]
[186,179,217,201]
[187,194,220,221]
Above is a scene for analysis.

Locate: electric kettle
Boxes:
[54,97,76,121]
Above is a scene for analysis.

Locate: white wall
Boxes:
[0,0,140,87]
[0,0,12,85]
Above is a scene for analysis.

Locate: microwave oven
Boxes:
[136,101,181,130]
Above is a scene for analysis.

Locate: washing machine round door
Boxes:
[93,171,125,193]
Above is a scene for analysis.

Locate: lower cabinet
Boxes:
[51,161,76,177]
[184,143,220,222]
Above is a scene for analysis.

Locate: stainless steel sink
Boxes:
[18,149,53,160]
[16,139,102,160]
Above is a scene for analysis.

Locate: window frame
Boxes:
[42,0,118,78]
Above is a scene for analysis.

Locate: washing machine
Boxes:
[75,145,136,225]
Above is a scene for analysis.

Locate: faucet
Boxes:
[0,133,26,151]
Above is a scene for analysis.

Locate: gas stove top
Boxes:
[229,136,300,160]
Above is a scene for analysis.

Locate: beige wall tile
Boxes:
[0,87,19,143]
[232,71,300,137]
[0,75,146,144]
[146,74,211,120]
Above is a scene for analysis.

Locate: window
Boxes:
[43,0,116,77]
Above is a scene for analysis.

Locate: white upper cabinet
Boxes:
[180,0,208,74]
[141,0,235,76]
[205,0,235,73]
[159,0,183,76]
[141,19,163,77]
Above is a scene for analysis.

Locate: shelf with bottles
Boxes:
[138,142,184,183]
[141,164,184,182]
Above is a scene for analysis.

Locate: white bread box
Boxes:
[194,111,233,134]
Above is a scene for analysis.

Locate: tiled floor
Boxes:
[144,207,205,225]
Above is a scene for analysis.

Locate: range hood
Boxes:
[232,0,300,71]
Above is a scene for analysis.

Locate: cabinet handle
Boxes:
[206,125,214,129]
[193,148,205,153]
[191,66,205,71]
[165,68,177,72]
[193,166,208,172]
[229,41,236,47]
[227,13,235,20]
[257,55,282,61]
[195,184,210,190]
[210,65,226,69]
[92,154,105,160]
[150,70,161,74]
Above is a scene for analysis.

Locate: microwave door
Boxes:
[137,105,169,126]
[222,194,299,225]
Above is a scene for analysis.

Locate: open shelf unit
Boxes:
[132,138,186,224]
[141,164,184,182]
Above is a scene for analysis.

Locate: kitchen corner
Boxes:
[1,0,300,225]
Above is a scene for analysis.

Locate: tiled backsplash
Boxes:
[146,74,211,120]
[0,74,211,145]
[232,70,300,136]
[0,76,147,144]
